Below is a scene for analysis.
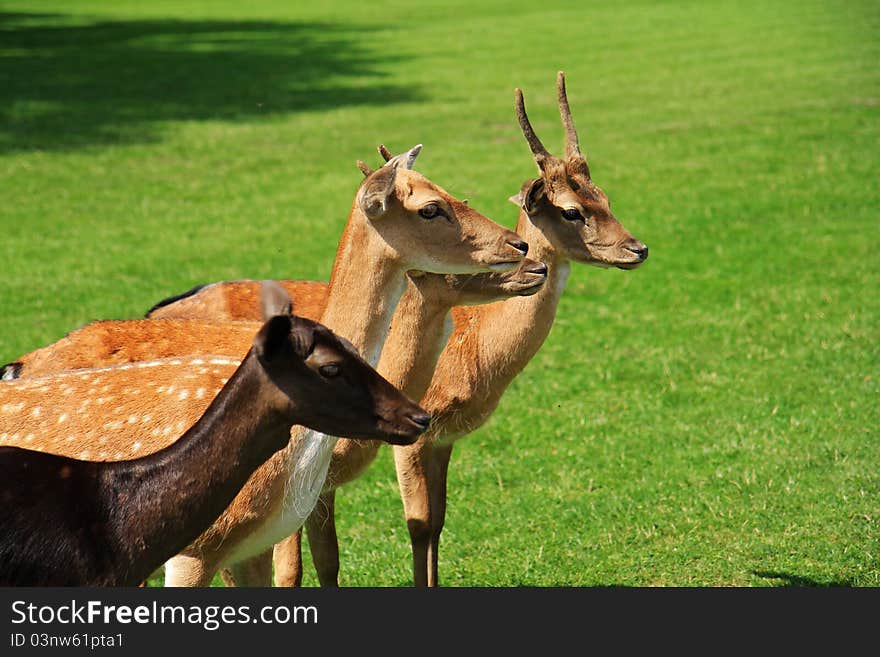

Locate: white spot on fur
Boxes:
[24,434,33,442]
[1,402,26,413]
[31,407,41,418]
[79,451,90,459]
[195,388,206,399]
[131,442,142,453]
[57,413,68,424]
[178,389,189,401]
[128,415,138,424]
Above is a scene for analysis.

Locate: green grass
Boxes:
[1,0,877,587]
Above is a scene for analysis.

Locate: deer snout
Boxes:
[383,407,430,445]
[406,411,431,431]
[627,243,649,262]
[508,238,529,257]
[489,234,529,271]
[525,261,548,277]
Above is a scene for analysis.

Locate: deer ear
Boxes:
[259,280,293,320]
[357,144,422,219]
[516,178,545,214]
[254,315,295,363]
[358,163,398,219]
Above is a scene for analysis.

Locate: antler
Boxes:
[378,144,393,162]
[515,87,551,168]
[556,71,582,160]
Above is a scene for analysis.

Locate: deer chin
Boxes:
[508,278,547,296]
[488,260,522,272]
[615,260,645,270]
[370,417,425,445]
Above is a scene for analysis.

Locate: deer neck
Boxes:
[475,211,570,374]
[379,276,454,400]
[321,210,408,366]
[258,209,410,549]
[100,353,292,582]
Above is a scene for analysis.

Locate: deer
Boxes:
[0,285,430,586]
[0,144,528,586]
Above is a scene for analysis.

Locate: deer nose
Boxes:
[628,244,649,261]
[507,239,529,256]
[526,262,548,276]
[407,411,431,431]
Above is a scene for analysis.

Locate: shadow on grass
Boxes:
[0,11,421,152]
[752,570,855,587]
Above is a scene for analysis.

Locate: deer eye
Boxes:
[319,363,341,378]
[561,208,583,222]
[419,203,443,219]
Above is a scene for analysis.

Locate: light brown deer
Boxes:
[0,293,429,586]
[0,145,528,586]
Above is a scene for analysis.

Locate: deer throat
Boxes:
[219,428,337,567]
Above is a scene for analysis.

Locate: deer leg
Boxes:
[393,439,433,587]
[226,549,273,587]
[427,443,453,588]
[304,490,340,587]
[163,553,216,587]
[272,531,304,587]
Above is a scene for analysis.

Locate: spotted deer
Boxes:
[0,289,429,586]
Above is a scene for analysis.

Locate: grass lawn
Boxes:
[0,0,877,586]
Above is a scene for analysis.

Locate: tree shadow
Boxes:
[751,570,856,587]
[0,11,422,152]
